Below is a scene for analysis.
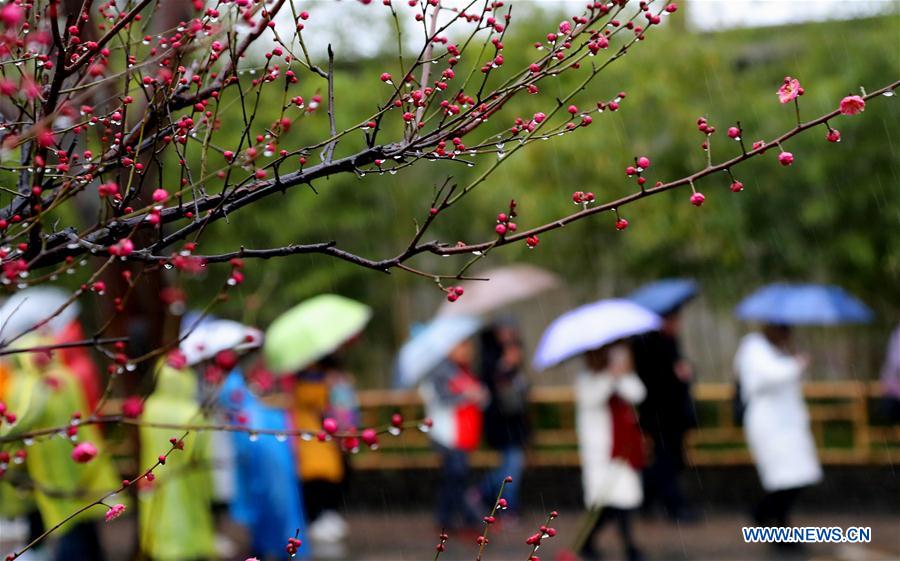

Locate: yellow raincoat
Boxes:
[138,362,215,561]
[293,377,343,483]
[0,337,123,529]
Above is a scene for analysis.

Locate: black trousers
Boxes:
[302,479,343,523]
[643,429,688,517]
[753,487,803,527]
[582,507,638,554]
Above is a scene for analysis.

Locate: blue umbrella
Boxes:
[735,283,874,325]
[533,299,662,370]
[395,315,482,387]
[627,279,699,316]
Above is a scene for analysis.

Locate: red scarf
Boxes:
[609,395,645,470]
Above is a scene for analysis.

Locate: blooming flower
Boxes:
[777,76,802,104]
[839,95,865,115]
[71,442,98,463]
[105,503,126,522]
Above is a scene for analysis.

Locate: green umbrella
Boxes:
[264,294,372,374]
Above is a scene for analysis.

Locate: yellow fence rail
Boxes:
[351,381,900,470]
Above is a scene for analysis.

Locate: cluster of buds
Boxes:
[697,117,715,151]
[445,286,464,303]
[571,191,595,208]
[494,199,518,238]
[285,536,303,556]
[625,156,651,188]
[434,531,449,553]
[596,91,626,113]
[525,511,559,555]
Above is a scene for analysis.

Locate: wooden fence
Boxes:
[351,381,900,470]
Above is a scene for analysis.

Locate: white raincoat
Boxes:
[735,332,823,492]
[575,370,646,509]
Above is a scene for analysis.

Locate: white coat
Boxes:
[575,369,646,509]
[735,333,823,492]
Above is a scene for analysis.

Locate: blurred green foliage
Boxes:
[155,10,898,380]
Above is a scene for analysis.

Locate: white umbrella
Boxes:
[533,299,662,370]
[0,286,79,343]
[395,315,482,387]
[180,318,263,366]
[436,264,561,317]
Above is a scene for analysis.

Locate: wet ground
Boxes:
[3,509,898,561]
[331,510,900,561]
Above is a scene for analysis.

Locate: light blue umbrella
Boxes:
[533,299,662,370]
[395,315,482,387]
[627,279,699,316]
[735,283,873,325]
[0,286,79,343]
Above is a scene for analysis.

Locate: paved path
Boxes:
[3,510,898,561]
[326,510,900,561]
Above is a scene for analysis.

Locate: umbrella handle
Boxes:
[569,505,603,553]
[568,461,626,552]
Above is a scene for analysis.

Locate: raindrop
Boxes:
[125,363,137,372]
[388,426,401,436]
[418,422,432,433]
[389,170,397,175]
[275,433,287,442]
[164,263,174,270]
[301,433,313,441]
[23,438,34,447]
[884,91,895,97]
[248,432,259,442]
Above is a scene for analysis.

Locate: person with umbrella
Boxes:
[264,295,371,546]
[139,351,216,561]
[627,279,699,522]
[534,299,661,561]
[476,318,529,518]
[396,315,486,531]
[0,288,122,561]
[437,265,561,517]
[734,283,872,541]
